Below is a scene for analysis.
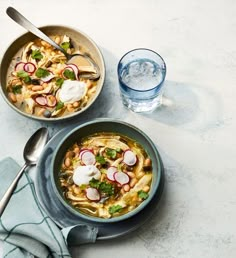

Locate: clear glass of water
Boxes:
[117,48,166,112]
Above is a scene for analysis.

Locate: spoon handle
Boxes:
[0,163,28,217]
[6,7,67,55]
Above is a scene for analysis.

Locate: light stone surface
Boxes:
[0,0,236,257]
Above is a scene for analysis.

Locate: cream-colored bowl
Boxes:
[0,25,105,121]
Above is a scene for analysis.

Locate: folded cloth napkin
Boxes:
[0,157,98,258]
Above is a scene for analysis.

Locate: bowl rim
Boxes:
[0,24,105,122]
[50,118,162,223]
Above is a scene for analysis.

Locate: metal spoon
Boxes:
[0,127,49,217]
[6,6,100,80]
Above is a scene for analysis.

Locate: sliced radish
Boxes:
[23,62,36,74]
[123,150,137,166]
[15,62,25,72]
[66,64,79,80]
[79,148,93,159]
[106,166,118,181]
[40,71,55,82]
[34,96,47,106]
[114,171,130,185]
[86,187,100,201]
[81,150,96,165]
[46,95,57,107]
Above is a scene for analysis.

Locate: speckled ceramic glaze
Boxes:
[0,25,105,122]
[51,119,162,223]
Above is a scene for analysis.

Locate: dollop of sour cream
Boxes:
[73,165,101,186]
[58,80,87,103]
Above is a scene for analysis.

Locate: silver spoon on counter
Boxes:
[6,6,100,80]
[0,127,49,217]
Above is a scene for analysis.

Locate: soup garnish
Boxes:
[58,133,153,219]
[6,35,98,118]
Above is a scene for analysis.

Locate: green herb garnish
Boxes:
[61,42,71,51]
[138,190,149,200]
[89,178,100,189]
[89,178,114,196]
[62,69,75,80]
[12,85,22,94]
[99,182,114,196]
[17,71,31,84]
[31,49,43,60]
[109,205,123,214]
[55,101,64,110]
[79,184,87,190]
[55,78,64,87]
[105,148,117,159]
[95,155,106,165]
[35,68,50,78]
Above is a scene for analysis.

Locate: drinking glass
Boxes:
[117,48,166,112]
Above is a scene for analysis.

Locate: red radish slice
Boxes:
[15,62,26,72]
[40,71,55,82]
[46,95,57,107]
[23,62,36,74]
[86,187,100,201]
[123,150,137,166]
[34,96,47,106]
[81,150,96,165]
[66,64,79,80]
[61,67,74,79]
[106,166,118,181]
[79,148,93,159]
[114,171,130,185]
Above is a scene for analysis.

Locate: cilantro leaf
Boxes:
[95,155,106,165]
[109,205,123,214]
[31,49,43,60]
[17,71,28,78]
[55,78,64,87]
[55,101,64,110]
[138,190,149,200]
[89,178,100,188]
[61,42,71,51]
[89,178,114,196]
[99,182,114,196]
[62,69,75,80]
[35,68,50,78]
[17,71,31,84]
[105,148,117,159]
[12,85,22,94]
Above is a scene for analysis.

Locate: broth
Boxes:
[58,133,153,219]
[6,35,97,118]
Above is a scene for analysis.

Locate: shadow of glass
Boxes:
[144,80,223,133]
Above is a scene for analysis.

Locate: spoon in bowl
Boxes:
[6,6,100,80]
[0,127,49,217]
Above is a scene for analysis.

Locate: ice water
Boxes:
[120,59,164,91]
[118,57,166,112]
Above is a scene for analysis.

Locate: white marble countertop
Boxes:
[0,0,236,257]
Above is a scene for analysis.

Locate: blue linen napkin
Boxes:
[0,157,98,258]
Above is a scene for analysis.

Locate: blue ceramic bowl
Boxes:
[51,119,162,223]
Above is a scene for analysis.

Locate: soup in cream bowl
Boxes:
[0,25,105,121]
